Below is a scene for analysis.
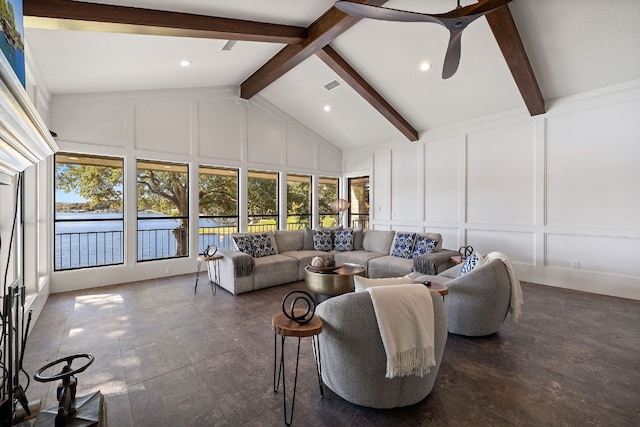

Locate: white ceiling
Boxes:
[25,0,640,150]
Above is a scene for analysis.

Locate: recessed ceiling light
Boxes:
[164,165,171,169]
[180,60,192,67]
[323,105,331,112]
[419,61,432,71]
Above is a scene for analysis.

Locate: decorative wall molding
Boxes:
[0,53,57,176]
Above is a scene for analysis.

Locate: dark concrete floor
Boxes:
[20,275,640,426]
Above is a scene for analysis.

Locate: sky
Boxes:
[56,190,87,203]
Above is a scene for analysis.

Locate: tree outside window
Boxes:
[247,170,278,232]
[137,160,189,261]
[286,174,311,230]
[319,177,339,228]
[348,176,370,229]
[199,166,238,251]
[54,153,124,270]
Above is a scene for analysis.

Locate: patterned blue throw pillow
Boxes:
[333,230,353,252]
[312,230,333,251]
[232,235,254,257]
[413,237,439,257]
[250,233,276,258]
[460,252,483,275]
[391,232,416,259]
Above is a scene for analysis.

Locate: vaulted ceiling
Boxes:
[23,0,640,150]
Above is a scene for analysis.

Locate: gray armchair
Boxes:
[315,289,447,408]
[438,259,511,336]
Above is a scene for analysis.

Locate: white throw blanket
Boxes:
[484,251,524,322]
[366,284,436,379]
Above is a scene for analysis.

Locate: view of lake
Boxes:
[55,212,234,270]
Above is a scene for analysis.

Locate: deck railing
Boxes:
[55,231,124,271]
[55,214,363,270]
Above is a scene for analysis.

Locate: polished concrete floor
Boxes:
[21,274,640,426]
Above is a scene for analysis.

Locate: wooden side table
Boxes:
[272,309,323,426]
[450,255,464,265]
[195,254,223,294]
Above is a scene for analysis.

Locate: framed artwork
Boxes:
[0,0,25,87]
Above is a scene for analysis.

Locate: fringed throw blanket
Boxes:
[413,250,458,275]
[413,255,437,275]
[484,252,523,322]
[366,284,436,379]
[219,249,255,277]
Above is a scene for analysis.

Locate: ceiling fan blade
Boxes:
[335,1,445,26]
[435,0,513,19]
[442,29,463,79]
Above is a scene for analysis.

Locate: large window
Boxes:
[54,153,124,270]
[318,177,339,228]
[286,174,311,230]
[348,176,370,229]
[247,170,278,232]
[199,166,238,251]
[137,160,189,261]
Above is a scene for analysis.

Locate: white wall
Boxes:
[343,80,640,300]
[48,87,342,293]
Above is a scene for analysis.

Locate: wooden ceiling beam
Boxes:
[23,0,307,44]
[240,0,389,99]
[317,46,419,141]
[485,6,546,116]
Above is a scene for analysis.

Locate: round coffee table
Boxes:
[305,263,366,303]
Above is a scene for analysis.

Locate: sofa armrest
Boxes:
[413,249,459,275]
[218,249,255,276]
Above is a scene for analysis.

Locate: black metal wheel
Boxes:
[34,353,95,383]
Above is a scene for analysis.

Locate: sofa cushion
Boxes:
[334,250,384,270]
[460,252,484,275]
[275,229,304,253]
[232,234,254,257]
[303,227,314,250]
[313,230,333,251]
[362,229,396,254]
[413,236,438,257]
[353,229,364,250]
[354,275,414,292]
[251,232,277,258]
[368,255,415,279]
[334,229,353,251]
[390,232,416,258]
[253,254,298,290]
[417,232,443,251]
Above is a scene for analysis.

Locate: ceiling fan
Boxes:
[334,0,513,79]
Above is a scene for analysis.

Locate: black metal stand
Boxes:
[195,255,221,295]
[273,333,323,426]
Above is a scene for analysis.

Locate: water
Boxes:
[55,212,235,270]
[0,28,25,87]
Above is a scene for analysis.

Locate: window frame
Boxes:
[53,152,125,271]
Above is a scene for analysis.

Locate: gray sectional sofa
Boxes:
[212,228,458,295]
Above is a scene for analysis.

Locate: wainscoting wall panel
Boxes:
[198,98,243,161]
[51,104,127,148]
[466,121,535,226]
[135,100,192,154]
[425,135,460,223]
[546,233,639,276]
[247,104,284,166]
[546,99,640,229]
[391,144,423,222]
[373,150,390,221]
[466,229,535,265]
[286,125,315,170]
[344,80,640,299]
